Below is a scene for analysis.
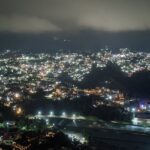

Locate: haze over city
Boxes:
[0,0,150,51]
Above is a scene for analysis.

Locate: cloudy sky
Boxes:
[0,0,150,51]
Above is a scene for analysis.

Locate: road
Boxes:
[28,114,150,149]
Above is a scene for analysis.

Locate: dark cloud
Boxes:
[0,15,61,33]
[0,0,150,33]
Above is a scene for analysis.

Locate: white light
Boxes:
[13,105,16,111]
[38,111,41,115]
[6,96,10,102]
[62,112,66,117]
[141,104,146,110]
[72,114,76,119]
[131,108,136,112]
[108,95,112,100]
[50,111,54,116]
[80,137,86,144]
[46,119,49,125]
[132,117,138,125]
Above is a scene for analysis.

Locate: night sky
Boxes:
[0,0,150,52]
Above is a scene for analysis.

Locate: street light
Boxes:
[46,119,49,125]
[72,114,76,120]
[38,111,42,115]
[50,111,54,116]
[131,108,136,112]
[131,108,136,121]
[62,112,66,117]
[132,117,138,125]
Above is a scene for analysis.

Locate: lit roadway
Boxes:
[28,113,150,133]
[28,114,86,120]
[28,113,150,149]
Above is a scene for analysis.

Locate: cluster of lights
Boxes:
[36,111,77,120]
[0,49,149,113]
[67,133,87,144]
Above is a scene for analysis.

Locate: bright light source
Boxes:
[62,112,66,117]
[131,108,136,112]
[38,111,41,115]
[46,119,49,125]
[80,137,86,143]
[6,96,10,102]
[72,114,76,119]
[108,95,112,100]
[14,93,20,99]
[16,107,22,115]
[132,117,138,125]
[140,104,146,110]
[50,111,54,116]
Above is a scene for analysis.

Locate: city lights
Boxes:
[0,0,150,149]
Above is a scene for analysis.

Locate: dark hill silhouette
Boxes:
[128,70,150,98]
[0,104,16,122]
[78,62,150,98]
[58,62,150,98]
[79,62,127,90]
